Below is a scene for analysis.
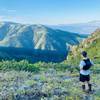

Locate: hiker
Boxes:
[79,51,93,93]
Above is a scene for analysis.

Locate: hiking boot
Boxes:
[82,85,85,92]
[88,84,92,92]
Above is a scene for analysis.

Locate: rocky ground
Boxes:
[0,69,100,100]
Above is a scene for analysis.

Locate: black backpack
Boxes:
[83,58,92,70]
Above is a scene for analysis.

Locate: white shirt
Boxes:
[79,58,93,75]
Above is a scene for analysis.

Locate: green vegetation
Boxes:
[67,29,100,67]
[0,62,100,100]
[0,29,100,99]
[0,60,68,73]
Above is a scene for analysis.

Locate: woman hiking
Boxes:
[79,51,94,93]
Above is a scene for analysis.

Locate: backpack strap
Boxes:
[83,58,90,63]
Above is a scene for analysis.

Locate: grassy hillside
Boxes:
[67,29,100,67]
[0,60,100,100]
[0,29,100,100]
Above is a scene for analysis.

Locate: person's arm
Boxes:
[79,61,85,70]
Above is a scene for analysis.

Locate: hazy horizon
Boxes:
[1,20,100,26]
[0,0,100,25]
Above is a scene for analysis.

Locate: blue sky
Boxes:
[0,0,100,24]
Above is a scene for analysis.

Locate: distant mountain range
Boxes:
[0,21,87,52]
[0,21,87,62]
[49,21,100,34]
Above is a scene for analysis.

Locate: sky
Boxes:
[0,0,100,25]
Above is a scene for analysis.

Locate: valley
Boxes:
[0,21,100,100]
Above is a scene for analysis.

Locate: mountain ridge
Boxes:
[48,21,100,34]
[0,21,87,62]
[67,28,100,66]
[0,21,87,52]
